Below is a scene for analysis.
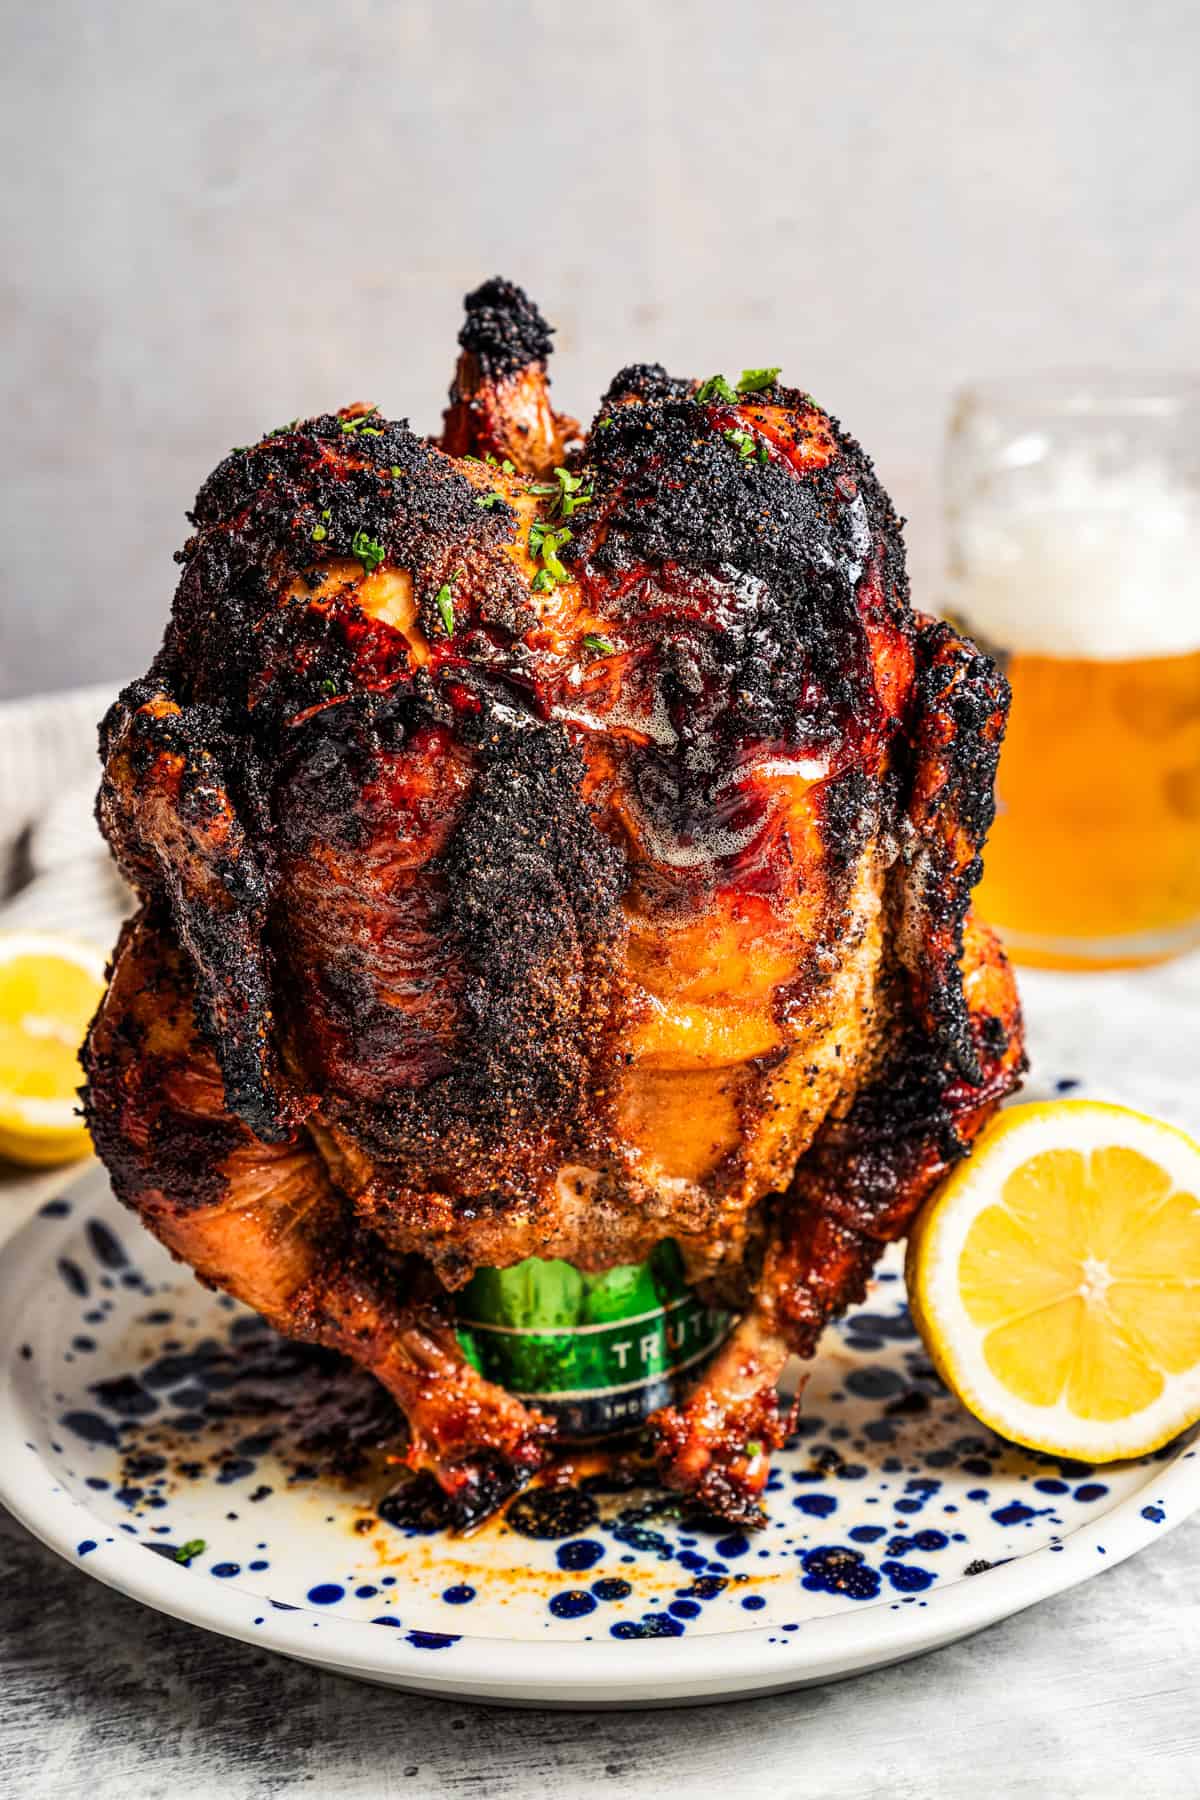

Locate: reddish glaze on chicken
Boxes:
[84,278,1024,1527]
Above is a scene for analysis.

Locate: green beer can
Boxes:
[455,1241,730,1438]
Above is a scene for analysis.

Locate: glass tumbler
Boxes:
[945,376,1200,970]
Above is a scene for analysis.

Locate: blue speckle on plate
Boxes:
[611,1613,685,1639]
[556,1538,604,1573]
[549,1589,597,1619]
[306,1582,344,1604]
[882,1559,936,1593]
[59,1410,119,1448]
[799,1546,881,1601]
[715,1533,750,1559]
[592,1578,632,1602]
[86,1220,128,1270]
[669,1599,701,1619]
[56,1258,88,1297]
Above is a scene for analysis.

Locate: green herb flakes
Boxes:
[736,367,781,394]
[695,374,738,405]
[351,530,385,575]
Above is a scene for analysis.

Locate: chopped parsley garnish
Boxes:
[724,428,756,461]
[268,418,299,438]
[319,678,337,695]
[595,415,614,430]
[530,568,556,594]
[484,453,516,474]
[390,466,403,477]
[175,1538,206,1562]
[757,444,770,465]
[736,367,781,393]
[434,580,456,635]
[340,409,380,434]
[555,465,593,517]
[474,492,501,509]
[695,374,738,404]
[311,508,331,543]
[532,467,594,519]
[351,529,385,575]
[697,368,783,406]
[582,633,615,655]
[529,523,571,582]
[744,1442,763,1461]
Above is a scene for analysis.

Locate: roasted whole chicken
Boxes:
[84,279,1025,1527]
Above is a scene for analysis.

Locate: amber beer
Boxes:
[947,376,1200,969]
[977,647,1200,968]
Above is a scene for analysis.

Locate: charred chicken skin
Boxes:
[84,278,1024,1527]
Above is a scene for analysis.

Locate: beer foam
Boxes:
[950,453,1200,659]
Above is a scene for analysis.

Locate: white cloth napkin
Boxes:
[0,685,132,949]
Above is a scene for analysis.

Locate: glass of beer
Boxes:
[945,376,1200,970]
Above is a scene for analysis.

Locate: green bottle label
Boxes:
[455,1241,730,1438]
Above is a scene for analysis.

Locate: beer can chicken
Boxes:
[84,279,1025,1527]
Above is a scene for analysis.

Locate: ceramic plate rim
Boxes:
[2,1165,1198,1702]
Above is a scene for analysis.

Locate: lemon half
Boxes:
[907,1100,1200,1462]
[0,933,107,1167]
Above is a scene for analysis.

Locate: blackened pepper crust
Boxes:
[175,411,529,724]
[600,363,695,407]
[571,388,911,752]
[294,714,627,1202]
[456,276,556,380]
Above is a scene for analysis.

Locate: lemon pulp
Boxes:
[0,935,107,1166]
[908,1101,1200,1460]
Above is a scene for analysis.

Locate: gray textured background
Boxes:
[2,0,1198,701]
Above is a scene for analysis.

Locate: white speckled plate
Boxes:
[2,1133,1197,1706]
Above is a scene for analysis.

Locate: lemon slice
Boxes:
[0,933,107,1167]
[907,1100,1200,1461]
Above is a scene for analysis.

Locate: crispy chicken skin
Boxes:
[84,278,1024,1526]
